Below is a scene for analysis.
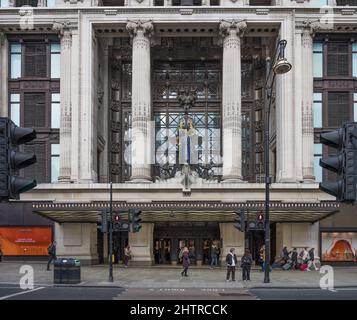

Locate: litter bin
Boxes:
[54,258,81,284]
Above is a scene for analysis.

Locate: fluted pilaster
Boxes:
[127,21,154,182]
[219,20,246,182]
[54,22,73,182]
[301,26,315,182]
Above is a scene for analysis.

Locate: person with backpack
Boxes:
[226,248,238,282]
[47,241,57,271]
[241,249,253,282]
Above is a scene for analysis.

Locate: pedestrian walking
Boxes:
[210,243,219,269]
[0,245,3,262]
[124,245,132,267]
[258,245,265,272]
[47,241,57,271]
[226,248,238,282]
[307,248,318,271]
[241,249,253,282]
[181,247,190,277]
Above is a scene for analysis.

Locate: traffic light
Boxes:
[0,117,37,201]
[245,211,265,231]
[130,209,142,233]
[112,212,130,232]
[256,212,264,229]
[319,122,357,202]
[233,209,245,232]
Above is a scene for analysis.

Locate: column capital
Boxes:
[126,20,154,38]
[301,19,325,36]
[219,20,247,38]
[53,21,74,49]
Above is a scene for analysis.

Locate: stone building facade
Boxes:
[1,0,357,265]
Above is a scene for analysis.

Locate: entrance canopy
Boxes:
[32,201,339,224]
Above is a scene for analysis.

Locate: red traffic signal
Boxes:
[257,212,264,221]
[113,214,120,222]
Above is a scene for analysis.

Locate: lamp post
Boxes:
[264,40,292,283]
[108,181,113,282]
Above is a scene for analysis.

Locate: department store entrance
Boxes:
[153,222,220,265]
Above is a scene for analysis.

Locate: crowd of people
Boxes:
[274,246,319,271]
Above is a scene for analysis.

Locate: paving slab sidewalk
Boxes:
[1,262,357,289]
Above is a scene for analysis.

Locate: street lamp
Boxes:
[264,40,292,284]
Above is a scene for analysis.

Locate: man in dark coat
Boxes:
[226,248,238,282]
[47,241,57,271]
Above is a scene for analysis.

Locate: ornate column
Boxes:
[219,20,246,182]
[53,22,73,182]
[126,21,154,183]
[301,23,316,182]
[275,14,296,182]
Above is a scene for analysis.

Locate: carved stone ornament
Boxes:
[126,20,154,38]
[97,89,104,106]
[219,20,247,38]
[53,21,72,36]
[111,101,121,112]
[111,121,121,133]
[302,19,331,33]
[178,89,197,112]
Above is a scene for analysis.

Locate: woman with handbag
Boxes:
[181,247,190,277]
[124,245,132,268]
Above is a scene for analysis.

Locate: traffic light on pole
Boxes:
[0,117,37,201]
[233,209,245,232]
[319,122,357,202]
[256,212,264,230]
[130,209,142,233]
[112,212,130,232]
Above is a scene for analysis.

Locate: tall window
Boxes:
[353,43,357,78]
[51,144,60,183]
[15,0,38,6]
[327,92,350,127]
[313,42,323,78]
[314,36,357,183]
[51,43,61,78]
[47,0,56,6]
[0,0,10,7]
[327,42,349,77]
[354,93,357,122]
[336,0,357,5]
[10,93,20,126]
[10,44,21,79]
[152,60,222,180]
[51,93,60,128]
[8,37,60,183]
[314,144,323,183]
[313,93,322,128]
